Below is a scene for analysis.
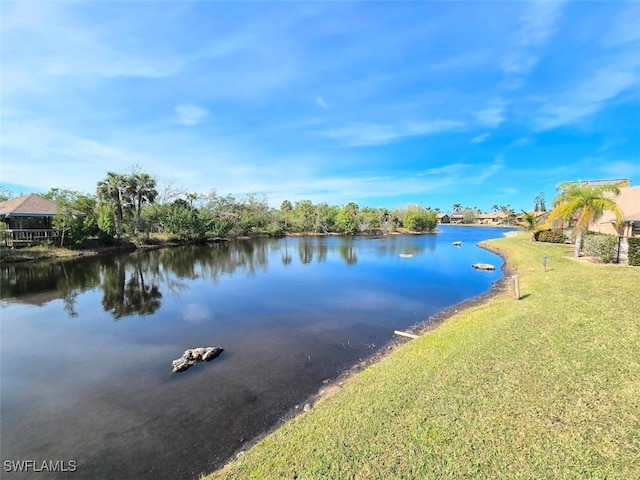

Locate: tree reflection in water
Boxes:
[1,236,437,320]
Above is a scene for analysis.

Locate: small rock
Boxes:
[171,346,223,373]
[303,403,312,412]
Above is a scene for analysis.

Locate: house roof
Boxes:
[436,213,449,218]
[0,194,84,217]
[476,213,506,220]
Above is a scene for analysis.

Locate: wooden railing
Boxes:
[4,229,60,247]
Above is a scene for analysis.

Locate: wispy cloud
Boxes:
[476,100,507,127]
[536,55,639,129]
[320,120,463,147]
[316,96,329,109]
[499,1,564,90]
[517,1,564,47]
[471,133,490,144]
[175,104,208,126]
[599,160,640,178]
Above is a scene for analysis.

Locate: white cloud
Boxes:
[471,133,490,144]
[517,1,564,47]
[476,101,506,127]
[320,120,463,147]
[511,137,532,147]
[501,54,538,75]
[175,104,208,126]
[316,96,329,109]
[599,160,640,178]
[498,2,564,89]
[536,56,639,129]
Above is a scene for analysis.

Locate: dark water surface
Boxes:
[1,226,513,479]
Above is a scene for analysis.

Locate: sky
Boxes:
[1,1,639,213]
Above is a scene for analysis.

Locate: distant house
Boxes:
[0,194,83,247]
[475,212,506,225]
[437,213,450,224]
[514,211,549,225]
[450,213,464,224]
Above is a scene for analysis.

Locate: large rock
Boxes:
[172,347,223,373]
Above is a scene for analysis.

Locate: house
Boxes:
[437,213,450,224]
[475,212,506,225]
[0,194,83,247]
[514,211,549,225]
[590,186,640,238]
[450,213,464,224]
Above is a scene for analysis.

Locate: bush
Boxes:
[535,229,567,243]
[582,233,619,263]
[629,237,640,266]
[403,208,437,232]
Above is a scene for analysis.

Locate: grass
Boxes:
[203,233,640,479]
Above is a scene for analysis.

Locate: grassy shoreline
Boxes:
[204,233,640,479]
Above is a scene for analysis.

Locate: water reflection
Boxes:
[1,227,513,478]
[2,235,440,320]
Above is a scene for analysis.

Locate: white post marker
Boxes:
[512,275,520,300]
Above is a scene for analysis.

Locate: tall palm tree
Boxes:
[452,203,462,212]
[97,172,127,238]
[128,173,158,234]
[491,204,500,213]
[548,183,623,257]
[281,200,292,230]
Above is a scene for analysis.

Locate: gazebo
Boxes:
[0,194,83,247]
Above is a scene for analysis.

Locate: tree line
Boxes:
[4,169,441,246]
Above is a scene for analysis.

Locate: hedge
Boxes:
[535,229,567,243]
[629,237,640,266]
[583,233,618,263]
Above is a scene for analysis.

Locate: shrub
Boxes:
[629,237,640,266]
[403,208,437,232]
[582,233,619,263]
[535,229,567,243]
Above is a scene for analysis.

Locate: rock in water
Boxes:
[172,347,223,373]
[472,263,496,271]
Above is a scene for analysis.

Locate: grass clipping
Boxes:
[204,234,640,480]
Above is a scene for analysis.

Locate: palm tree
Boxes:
[491,204,500,213]
[520,210,538,240]
[452,203,462,212]
[129,173,158,234]
[97,172,127,238]
[548,183,623,257]
[281,200,293,230]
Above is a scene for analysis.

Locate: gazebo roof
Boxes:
[0,194,84,217]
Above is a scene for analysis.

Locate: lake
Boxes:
[1,226,514,479]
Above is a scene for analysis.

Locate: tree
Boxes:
[293,200,316,232]
[548,183,623,257]
[0,187,14,202]
[281,200,293,230]
[128,173,157,234]
[45,188,97,246]
[521,210,538,240]
[534,192,546,212]
[403,206,437,231]
[452,203,463,212]
[491,204,500,213]
[335,202,360,234]
[97,172,128,239]
[462,208,476,224]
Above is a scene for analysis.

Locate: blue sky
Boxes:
[1,1,639,212]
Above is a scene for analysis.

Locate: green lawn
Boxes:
[204,234,640,479]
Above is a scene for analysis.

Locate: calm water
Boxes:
[1,226,513,479]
